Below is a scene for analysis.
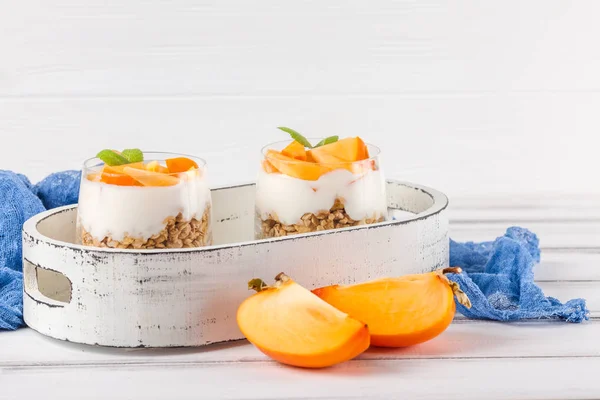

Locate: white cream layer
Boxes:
[255,168,388,225]
[78,175,210,241]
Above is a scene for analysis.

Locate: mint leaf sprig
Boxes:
[97,148,144,166]
[277,127,338,149]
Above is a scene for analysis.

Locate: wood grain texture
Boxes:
[1,93,598,197]
[0,1,598,196]
[3,320,600,367]
[2,0,600,96]
[3,357,600,400]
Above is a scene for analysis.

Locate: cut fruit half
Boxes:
[265,150,331,181]
[122,167,180,187]
[312,268,471,348]
[237,273,370,368]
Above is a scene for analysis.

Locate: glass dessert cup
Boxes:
[76,152,212,249]
[255,138,388,239]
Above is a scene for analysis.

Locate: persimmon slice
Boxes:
[237,273,370,368]
[310,137,369,162]
[262,159,280,174]
[313,268,471,348]
[122,167,180,187]
[146,160,170,173]
[100,163,145,186]
[265,150,331,181]
[281,140,307,161]
[166,157,199,173]
[306,150,354,173]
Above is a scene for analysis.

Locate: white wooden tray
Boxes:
[21,180,448,348]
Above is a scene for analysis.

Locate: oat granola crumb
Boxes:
[81,206,212,249]
[258,199,385,239]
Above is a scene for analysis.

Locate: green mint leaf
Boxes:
[314,135,339,148]
[120,148,144,163]
[96,149,130,166]
[277,127,313,148]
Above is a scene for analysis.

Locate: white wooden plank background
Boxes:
[1,0,599,198]
[1,1,600,399]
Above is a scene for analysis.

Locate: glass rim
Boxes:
[260,138,381,165]
[82,151,208,174]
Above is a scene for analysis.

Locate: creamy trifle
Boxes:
[255,128,388,239]
[77,150,212,249]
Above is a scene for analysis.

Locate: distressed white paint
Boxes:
[22,180,448,347]
[4,196,599,399]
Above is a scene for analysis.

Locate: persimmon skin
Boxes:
[237,275,370,368]
[312,272,457,348]
[368,294,455,348]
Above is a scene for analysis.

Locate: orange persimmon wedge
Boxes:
[166,157,199,174]
[122,167,180,187]
[306,150,354,173]
[100,163,145,186]
[237,273,370,368]
[262,159,280,173]
[146,160,170,173]
[311,137,369,162]
[265,150,331,181]
[312,268,472,348]
[281,140,307,161]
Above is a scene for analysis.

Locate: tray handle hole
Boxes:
[24,260,72,305]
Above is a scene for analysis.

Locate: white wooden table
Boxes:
[2,195,600,400]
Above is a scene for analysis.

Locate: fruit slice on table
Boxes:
[166,157,199,174]
[265,150,331,181]
[310,137,369,162]
[237,273,370,368]
[312,267,472,348]
[281,140,307,161]
[122,166,180,187]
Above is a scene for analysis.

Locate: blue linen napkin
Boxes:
[0,170,81,330]
[0,169,589,330]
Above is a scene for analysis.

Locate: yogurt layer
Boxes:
[255,168,388,226]
[78,175,210,241]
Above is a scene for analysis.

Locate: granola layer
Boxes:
[258,199,385,239]
[81,206,212,249]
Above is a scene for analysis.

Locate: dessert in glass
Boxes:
[77,149,212,249]
[255,128,388,239]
